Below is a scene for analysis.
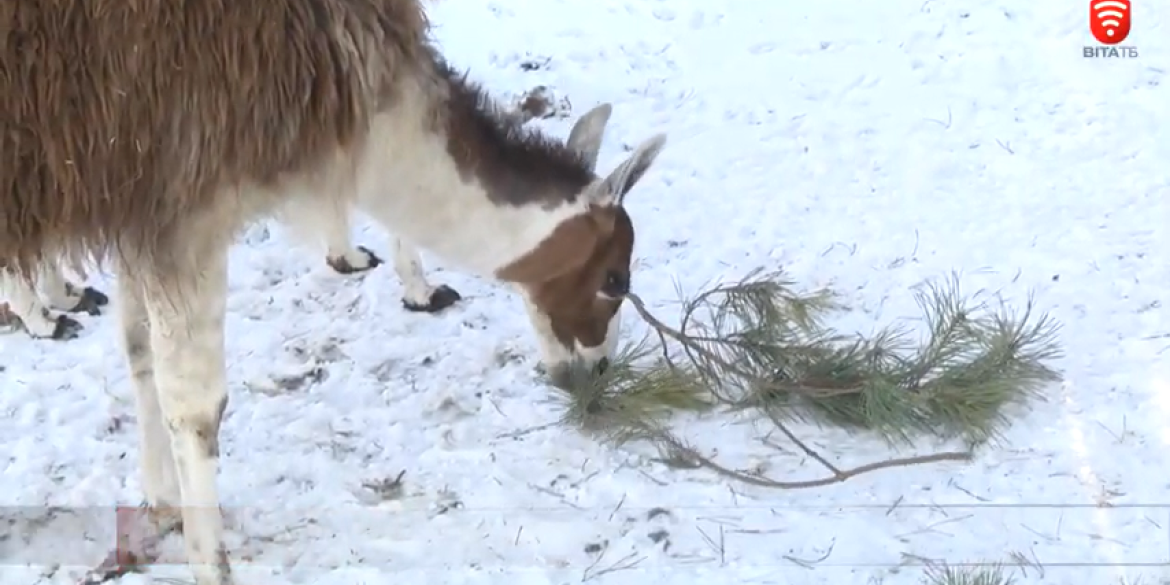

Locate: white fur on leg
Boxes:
[40,260,84,311]
[393,238,437,306]
[0,268,60,337]
[282,196,375,271]
[118,276,182,520]
[327,244,377,271]
[139,249,232,585]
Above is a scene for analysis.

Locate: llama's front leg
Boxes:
[0,267,82,339]
[119,275,183,530]
[281,196,382,274]
[140,251,233,585]
[77,274,187,583]
[41,261,109,315]
[317,202,383,275]
[394,237,462,313]
[325,240,384,275]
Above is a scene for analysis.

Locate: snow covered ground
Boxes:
[3,0,1168,583]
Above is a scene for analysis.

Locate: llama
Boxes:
[1,2,665,583]
[0,230,460,340]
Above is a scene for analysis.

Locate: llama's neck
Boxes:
[350,95,589,277]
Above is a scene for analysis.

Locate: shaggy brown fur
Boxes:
[0,0,430,278]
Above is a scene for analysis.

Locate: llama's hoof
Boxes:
[70,287,109,316]
[51,315,83,340]
[326,246,383,274]
[83,286,110,306]
[402,285,462,313]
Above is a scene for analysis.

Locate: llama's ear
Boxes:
[566,103,613,171]
[592,133,667,206]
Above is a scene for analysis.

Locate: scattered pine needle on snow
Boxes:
[555,267,1066,490]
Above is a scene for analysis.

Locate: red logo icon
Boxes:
[1089,0,1131,45]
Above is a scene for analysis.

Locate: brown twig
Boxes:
[628,293,757,395]
[651,430,970,489]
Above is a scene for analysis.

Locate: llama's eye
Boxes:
[601,271,628,297]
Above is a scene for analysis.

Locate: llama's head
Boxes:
[495,104,666,389]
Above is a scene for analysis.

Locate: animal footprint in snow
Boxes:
[431,395,476,421]
[245,362,328,395]
[511,86,572,122]
[358,470,407,504]
[428,488,463,518]
[518,55,551,71]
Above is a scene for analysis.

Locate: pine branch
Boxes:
[555,267,1065,491]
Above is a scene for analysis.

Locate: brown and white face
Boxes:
[515,203,636,389]
[498,104,667,389]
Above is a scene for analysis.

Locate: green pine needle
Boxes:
[553,265,1065,488]
[556,335,713,444]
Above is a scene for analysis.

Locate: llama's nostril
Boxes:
[596,357,610,374]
